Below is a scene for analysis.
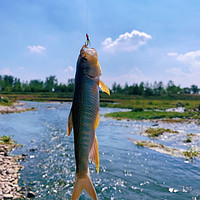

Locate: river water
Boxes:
[0,101,200,200]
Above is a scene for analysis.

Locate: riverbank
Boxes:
[0,136,25,199]
[128,138,200,160]
[0,102,35,114]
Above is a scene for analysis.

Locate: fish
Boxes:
[67,45,110,200]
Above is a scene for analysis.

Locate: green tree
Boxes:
[13,78,21,92]
[153,81,165,95]
[0,75,3,91]
[67,79,75,92]
[112,82,117,93]
[3,75,14,91]
[166,80,182,94]
[29,80,44,92]
[183,87,191,94]
[191,84,199,94]
[144,82,153,96]
[21,81,30,92]
[138,82,144,95]
[44,75,58,92]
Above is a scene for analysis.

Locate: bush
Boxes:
[0,135,12,144]
[132,107,144,112]
[183,148,199,159]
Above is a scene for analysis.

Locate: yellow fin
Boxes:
[89,135,99,173]
[67,110,73,136]
[71,174,97,200]
[99,80,110,96]
[94,111,99,130]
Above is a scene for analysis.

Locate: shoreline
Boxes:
[0,143,25,199]
[0,102,35,114]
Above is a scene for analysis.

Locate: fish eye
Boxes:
[81,57,87,63]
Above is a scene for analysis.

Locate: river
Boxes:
[0,101,199,200]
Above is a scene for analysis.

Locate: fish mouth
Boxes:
[81,45,97,58]
[80,45,102,79]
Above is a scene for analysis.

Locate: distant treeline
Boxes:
[0,75,199,95]
[0,75,74,93]
[112,81,199,95]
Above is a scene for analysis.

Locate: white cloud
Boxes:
[166,50,200,86]
[64,66,74,73]
[102,30,152,53]
[27,45,46,53]
[176,50,200,70]
[167,52,178,56]
[0,68,12,75]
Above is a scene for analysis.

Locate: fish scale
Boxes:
[73,74,98,174]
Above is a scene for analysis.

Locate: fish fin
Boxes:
[99,80,110,96]
[94,111,99,130]
[89,135,99,173]
[67,109,73,136]
[72,174,97,200]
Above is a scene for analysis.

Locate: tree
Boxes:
[3,75,14,91]
[67,79,75,92]
[29,80,44,92]
[21,81,30,92]
[191,85,199,94]
[183,87,191,94]
[116,84,123,93]
[166,80,182,94]
[153,81,165,95]
[138,82,144,95]
[131,83,140,95]
[44,75,58,92]
[123,82,129,94]
[144,82,153,96]
[112,82,117,93]
[13,78,21,92]
[0,76,3,91]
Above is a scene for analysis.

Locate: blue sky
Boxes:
[1,0,200,87]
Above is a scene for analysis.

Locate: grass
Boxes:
[136,140,160,148]
[184,138,192,143]
[105,110,194,120]
[144,128,178,137]
[129,138,200,159]
[183,147,200,159]
[0,96,13,106]
[128,138,184,158]
[136,140,164,148]
[0,134,23,148]
[0,135,12,144]
[101,99,200,111]
[2,92,200,122]
[102,98,200,123]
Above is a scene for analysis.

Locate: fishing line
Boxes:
[86,0,88,34]
[85,0,90,45]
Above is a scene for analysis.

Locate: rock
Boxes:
[3,194,13,199]
[28,148,37,152]
[152,123,159,126]
[0,143,26,199]
[6,169,15,174]
[27,191,36,198]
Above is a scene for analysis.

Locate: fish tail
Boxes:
[71,174,97,200]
